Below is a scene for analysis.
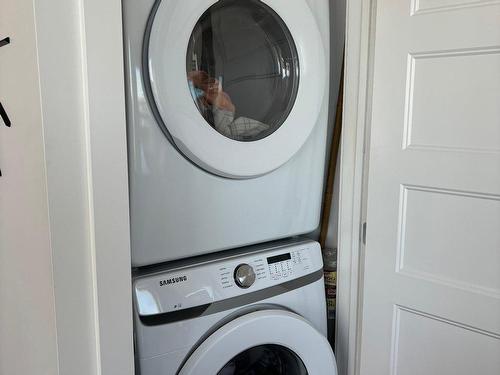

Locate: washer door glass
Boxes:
[186,0,299,142]
[218,344,307,375]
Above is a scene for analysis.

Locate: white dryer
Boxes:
[123,0,330,266]
[133,239,337,374]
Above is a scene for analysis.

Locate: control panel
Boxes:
[134,240,322,316]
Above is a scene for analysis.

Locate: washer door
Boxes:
[146,0,326,179]
[178,310,337,374]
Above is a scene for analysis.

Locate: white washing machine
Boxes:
[133,239,337,374]
[123,0,330,266]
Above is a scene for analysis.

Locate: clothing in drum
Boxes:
[218,344,308,374]
[186,0,299,141]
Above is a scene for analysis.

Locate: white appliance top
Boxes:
[134,240,323,317]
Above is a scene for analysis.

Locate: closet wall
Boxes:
[0,1,59,374]
[325,0,347,250]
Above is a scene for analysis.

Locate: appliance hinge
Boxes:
[362,222,367,245]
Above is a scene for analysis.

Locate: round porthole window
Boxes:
[186,0,299,142]
[218,344,308,374]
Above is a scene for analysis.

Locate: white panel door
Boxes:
[360,1,500,373]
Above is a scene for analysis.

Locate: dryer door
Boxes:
[146,0,326,179]
[178,310,337,374]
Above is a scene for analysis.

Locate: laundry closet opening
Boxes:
[124,0,346,373]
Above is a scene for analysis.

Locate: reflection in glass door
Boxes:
[186,0,299,142]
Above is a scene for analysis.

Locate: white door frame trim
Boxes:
[336,0,375,374]
[79,0,134,373]
[35,0,134,373]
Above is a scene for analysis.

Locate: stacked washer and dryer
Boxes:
[123,0,337,373]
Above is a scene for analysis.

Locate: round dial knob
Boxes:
[234,264,256,289]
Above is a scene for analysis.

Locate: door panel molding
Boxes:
[410,0,500,16]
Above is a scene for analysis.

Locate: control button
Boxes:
[234,264,256,289]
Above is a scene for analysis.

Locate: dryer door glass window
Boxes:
[218,344,308,374]
[186,0,299,142]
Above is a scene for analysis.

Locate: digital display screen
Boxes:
[267,253,291,264]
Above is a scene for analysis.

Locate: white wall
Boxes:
[326,0,347,250]
[1,0,133,374]
[305,0,346,245]
[0,1,59,374]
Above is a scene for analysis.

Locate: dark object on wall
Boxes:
[0,36,11,176]
[0,102,11,127]
[0,36,10,48]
